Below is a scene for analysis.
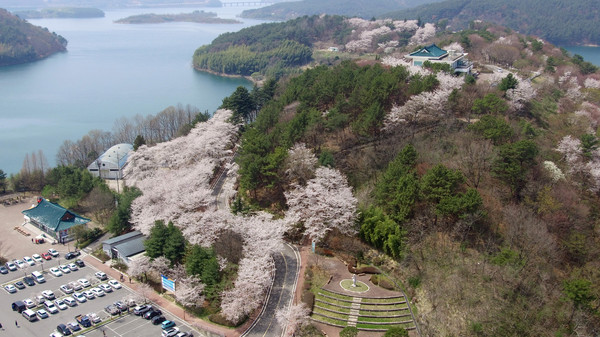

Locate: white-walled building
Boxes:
[87,143,133,180]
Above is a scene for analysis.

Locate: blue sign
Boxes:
[161,274,176,292]
[311,240,316,253]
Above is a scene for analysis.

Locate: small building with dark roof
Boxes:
[102,230,146,264]
[406,43,473,73]
[22,198,90,243]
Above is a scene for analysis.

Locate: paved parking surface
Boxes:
[0,251,194,337]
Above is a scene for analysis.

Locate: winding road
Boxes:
[212,154,301,337]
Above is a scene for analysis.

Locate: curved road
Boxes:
[212,156,301,337]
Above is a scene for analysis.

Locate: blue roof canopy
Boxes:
[409,44,448,58]
[22,199,90,232]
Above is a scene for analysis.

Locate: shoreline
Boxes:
[193,66,261,85]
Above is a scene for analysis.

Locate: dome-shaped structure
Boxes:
[87,143,133,180]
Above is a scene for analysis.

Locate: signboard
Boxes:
[161,274,176,292]
[311,240,316,253]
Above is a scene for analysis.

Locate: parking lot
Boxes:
[0,250,195,337]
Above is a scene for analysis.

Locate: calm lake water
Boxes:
[563,46,600,67]
[0,6,265,174]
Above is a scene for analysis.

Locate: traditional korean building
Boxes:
[22,198,90,243]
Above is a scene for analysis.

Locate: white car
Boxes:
[63,297,77,307]
[32,254,43,263]
[49,267,63,277]
[36,308,49,319]
[99,283,113,293]
[88,312,101,323]
[58,265,71,274]
[91,287,105,297]
[23,256,35,266]
[95,271,107,280]
[14,259,26,269]
[4,284,16,293]
[5,261,17,271]
[54,299,68,310]
[23,298,36,308]
[42,290,55,300]
[78,278,91,288]
[44,300,59,314]
[60,284,74,294]
[69,281,83,291]
[73,292,87,303]
[67,263,78,271]
[83,290,95,299]
[48,248,59,257]
[108,280,122,289]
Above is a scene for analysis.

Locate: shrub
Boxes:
[355,266,380,274]
[302,290,315,310]
[209,313,244,327]
[340,326,359,337]
[384,327,408,337]
[371,274,395,290]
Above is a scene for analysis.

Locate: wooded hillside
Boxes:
[384,0,600,46]
[0,8,67,66]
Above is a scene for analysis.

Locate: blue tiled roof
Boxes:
[22,199,90,232]
[409,44,448,58]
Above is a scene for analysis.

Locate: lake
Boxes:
[0,6,266,174]
[563,46,600,67]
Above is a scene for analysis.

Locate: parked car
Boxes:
[23,256,35,266]
[14,259,26,269]
[88,312,101,324]
[60,284,74,294]
[78,278,90,288]
[108,279,122,289]
[73,292,86,303]
[68,321,81,331]
[44,301,59,314]
[176,332,190,337]
[59,265,71,274]
[42,290,56,300]
[0,266,8,274]
[152,315,166,325]
[161,320,176,330]
[162,327,180,337]
[54,299,68,310]
[32,254,43,263]
[76,314,92,328]
[36,308,49,319]
[5,261,17,271]
[23,276,35,286]
[41,252,52,260]
[65,251,81,260]
[4,284,17,293]
[56,323,72,336]
[75,259,85,267]
[91,287,105,297]
[23,298,36,308]
[49,267,63,277]
[133,304,151,316]
[115,301,128,311]
[94,271,107,280]
[144,308,162,320]
[67,263,78,271]
[69,281,83,291]
[83,290,95,299]
[99,283,113,293]
[63,297,77,307]
[105,304,120,315]
[14,281,25,289]
[48,249,59,257]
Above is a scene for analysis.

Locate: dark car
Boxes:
[14,281,25,289]
[144,308,162,320]
[68,322,81,331]
[133,304,151,316]
[23,277,35,286]
[75,259,85,267]
[65,251,81,260]
[152,315,166,325]
[0,266,8,274]
[115,301,128,312]
[57,323,72,336]
[105,304,120,315]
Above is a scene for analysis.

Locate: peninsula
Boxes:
[115,10,240,24]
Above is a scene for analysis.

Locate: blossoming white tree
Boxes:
[285,167,358,242]
[276,303,311,337]
[174,275,206,313]
[283,143,317,185]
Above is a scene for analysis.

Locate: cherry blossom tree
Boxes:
[506,77,537,112]
[410,23,436,45]
[174,275,205,318]
[283,143,317,185]
[150,256,171,276]
[556,135,600,192]
[284,167,358,242]
[276,303,311,337]
[129,255,152,282]
[584,77,600,89]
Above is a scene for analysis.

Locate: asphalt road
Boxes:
[242,243,299,337]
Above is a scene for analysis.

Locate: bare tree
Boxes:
[456,136,494,188]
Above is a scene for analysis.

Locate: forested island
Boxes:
[0,8,67,67]
[14,7,105,19]
[115,10,239,24]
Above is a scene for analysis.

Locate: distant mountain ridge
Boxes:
[239,0,446,21]
[0,8,67,67]
[383,0,600,46]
